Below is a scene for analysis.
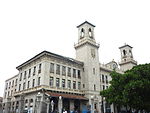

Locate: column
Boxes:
[91,96,94,113]
[110,104,114,113]
[69,100,74,112]
[36,92,42,113]
[45,98,50,113]
[103,101,106,113]
[58,96,62,113]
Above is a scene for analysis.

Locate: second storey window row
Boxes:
[19,63,42,81]
[18,77,41,91]
[100,74,109,84]
[49,76,81,90]
[50,63,81,79]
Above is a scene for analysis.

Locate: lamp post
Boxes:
[91,95,94,113]
[59,96,62,113]
[37,92,42,102]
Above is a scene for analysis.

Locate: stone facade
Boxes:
[3,21,137,113]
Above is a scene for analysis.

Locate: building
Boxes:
[0,97,3,113]
[3,21,137,113]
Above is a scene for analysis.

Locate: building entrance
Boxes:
[63,98,70,112]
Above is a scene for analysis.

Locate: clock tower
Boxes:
[74,21,101,112]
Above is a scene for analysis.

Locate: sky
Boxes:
[0,0,150,97]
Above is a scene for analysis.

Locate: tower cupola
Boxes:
[119,44,137,71]
[75,21,99,49]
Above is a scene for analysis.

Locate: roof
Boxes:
[77,21,95,28]
[16,51,83,69]
[119,44,133,49]
[46,92,88,100]
[5,74,18,82]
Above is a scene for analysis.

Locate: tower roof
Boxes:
[119,44,133,49]
[77,21,95,28]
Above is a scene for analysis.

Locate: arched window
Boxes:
[129,50,133,58]
[89,28,93,38]
[80,28,84,39]
[123,50,126,56]
[25,99,28,103]
[30,99,33,103]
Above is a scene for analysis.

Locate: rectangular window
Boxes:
[8,91,10,97]
[38,77,41,85]
[9,82,11,89]
[106,76,108,84]
[73,69,76,78]
[19,84,21,91]
[73,81,76,89]
[56,78,60,87]
[78,82,81,90]
[11,90,13,96]
[32,79,35,87]
[78,70,81,78]
[50,63,54,73]
[24,71,26,79]
[103,85,105,90]
[5,83,8,90]
[33,66,36,75]
[50,77,54,87]
[5,92,7,98]
[28,69,31,78]
[94,84,96,91]
[23,82,26,90]
[56,65,60,75]
[83,84,85,88]
[93,68,95,74]
[62,79,65,88]
[15,79,18,86]
[38,64,42,74]
[12,80,14,87]
[20,73,22,81]
[27,81,30,88]
[68,80,71,89]
[67,67,71,77]
[102,75,104,83]
[62,66,66,76]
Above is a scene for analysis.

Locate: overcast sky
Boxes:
[0,0,150,97]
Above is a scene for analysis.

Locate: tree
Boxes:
[100,63,150,112]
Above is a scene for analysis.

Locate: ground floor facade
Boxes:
[3,90,114,113]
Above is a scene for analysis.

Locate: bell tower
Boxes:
[119,44,137,72]
[74,21,101,111]
[77,21,96,42]
[75,21,99,60]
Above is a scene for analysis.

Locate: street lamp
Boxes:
[36,92,42,102]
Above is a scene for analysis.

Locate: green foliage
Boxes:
[100,63,150,112]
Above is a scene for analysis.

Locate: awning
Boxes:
[46,92,88,100]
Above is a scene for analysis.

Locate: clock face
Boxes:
[91,49,95,58]
[113,64,117,69]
